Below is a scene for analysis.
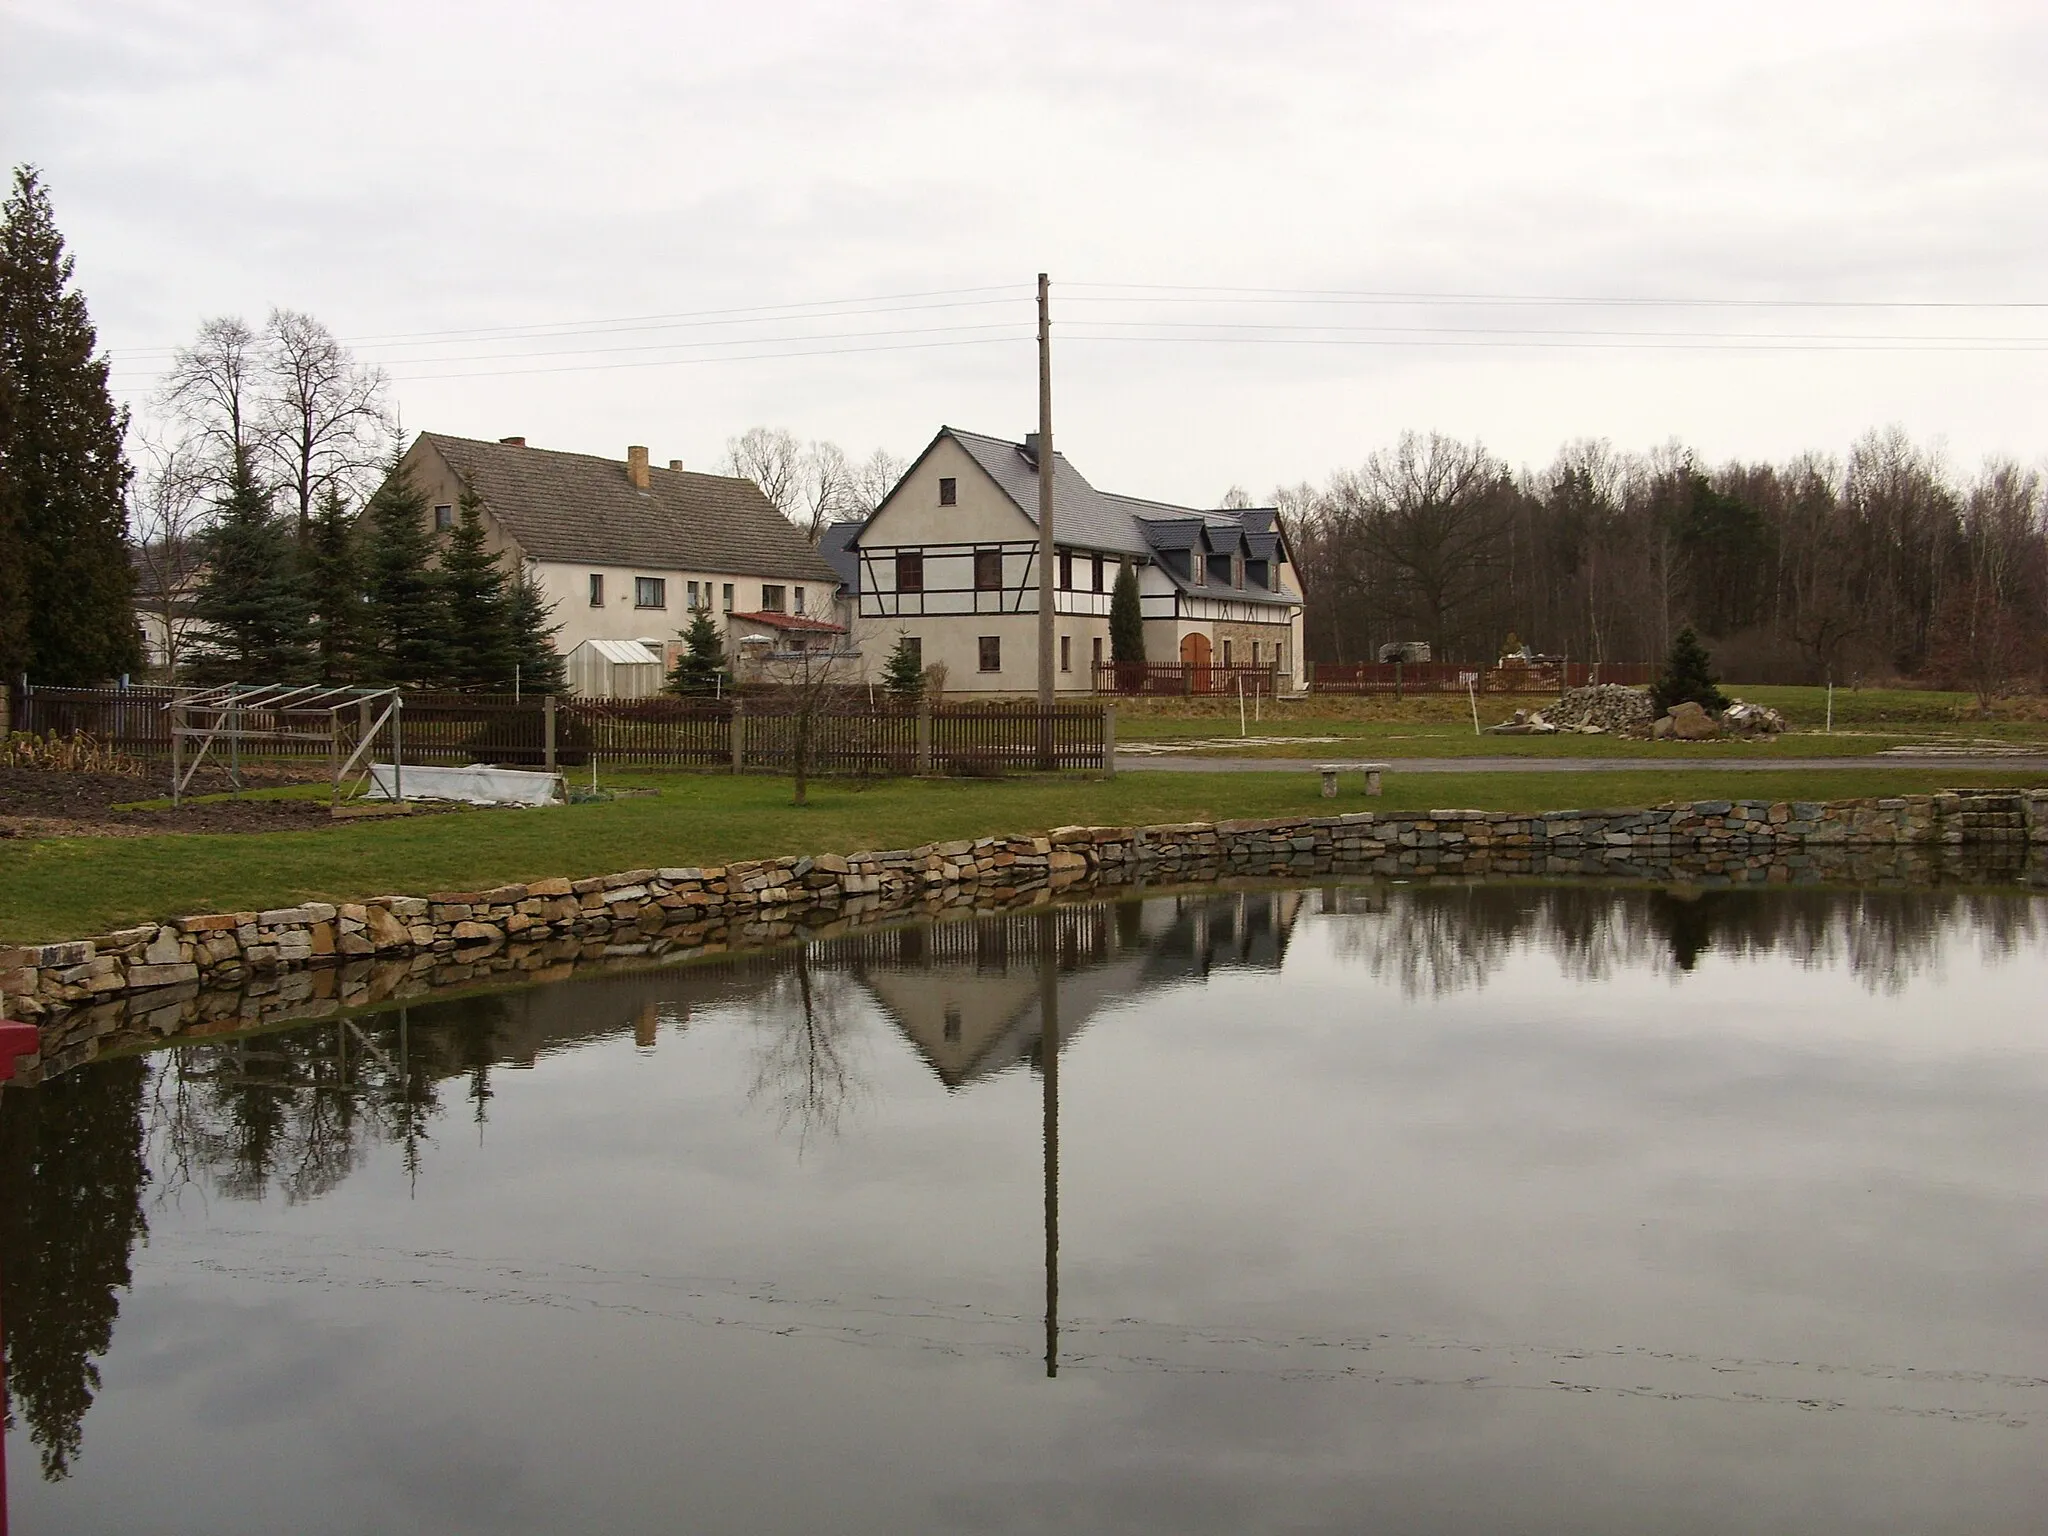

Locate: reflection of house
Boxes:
[831,427,1306,694]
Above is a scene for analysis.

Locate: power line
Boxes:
[1064,281,2048,310]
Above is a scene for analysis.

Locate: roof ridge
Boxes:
[425,430,754,487]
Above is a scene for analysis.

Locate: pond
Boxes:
[3,880,2045,1533]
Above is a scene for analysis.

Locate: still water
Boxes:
[4,881,2045,1534]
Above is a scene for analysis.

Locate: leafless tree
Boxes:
[846,447,907,517]
[128,432,212,678]
[746,954,867,1153]
[724,427,905,540]
[156,315,265,480]
[724,426,804,523]
[261,307,391,540]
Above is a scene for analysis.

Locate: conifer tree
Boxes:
[1651,625,1730,715]
[880,632,924,701]
[359,454,451,686]
[506,563,565,694]
[0,165,141,684]
[440,487,518,690]
[667,609,728,696]
[1109,560,1146,665]
[185,448,312,682]
[305,484,367,682]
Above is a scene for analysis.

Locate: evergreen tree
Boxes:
[880,632,924,701]
[0,165,141,684]
[185,448,312,682]
[667,608,728,696]
[305,484,367,682]
[359,454,451,686]
[1110,560,1146,665]
[440,487,518,690]
[1651,625,1730,715]
[506,563,565,694]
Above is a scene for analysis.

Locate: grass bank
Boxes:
[4,766,2044,944]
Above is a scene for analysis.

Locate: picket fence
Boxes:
[1311,661,1656,694]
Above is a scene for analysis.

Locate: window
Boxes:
[1091,553,1105,593]
[1091,636,1103,672]
[973,550,1002,591]
[635,577,666,609]
[722,582,734,611]
[434,503,453,531]
[978,635,1000,672]
[1222,638,1233,666]
[896,551,924,592]
[1192,549,1206,586]
[943,1005,962,1043]
[1233,555,1244,589]
[761,584,786,613]
[794,586,806,616]
[939,476,957,506]
[1058,549,1073,589]
[1059,635,1071,673]
[686,580,700,610]
[1277,641,1287,673]
[588,573,605,607]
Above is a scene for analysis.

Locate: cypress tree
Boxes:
[667,609,728,696]
[360,455,451,686]
[1110,560,1146,665]
[880,632,924,700]
[506,563,566,694]
[440,487,517,691]
[0,165,141,684]
[185,448,312,683]
[306,484,367,683]
[1651,625,1730,715]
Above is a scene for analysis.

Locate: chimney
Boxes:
[626,445,650,490]
[499,435,526,447]
[668,458,684,472]
[1022,431,1043,465]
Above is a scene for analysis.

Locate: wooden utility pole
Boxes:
[1036,273,1056,716]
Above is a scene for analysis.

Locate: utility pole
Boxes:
[1036,273,1056,719]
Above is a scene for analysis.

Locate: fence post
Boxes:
[543,693,557,774]
[916,699,933,776]
[1101,703,1116,777]
[731,697,746,774]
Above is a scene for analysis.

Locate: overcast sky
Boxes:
[6,0,2044,505]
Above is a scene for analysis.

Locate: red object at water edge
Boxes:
[0,1019,37,1083]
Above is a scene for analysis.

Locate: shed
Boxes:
[566,637,663,698]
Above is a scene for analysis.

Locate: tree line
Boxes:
[1251,428,2048,695]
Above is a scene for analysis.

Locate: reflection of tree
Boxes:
[1318,885,2042,998]
[0,1057,151,1481]
[746,954,868,1153]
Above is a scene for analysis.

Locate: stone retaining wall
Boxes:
[5,789,2044,1084]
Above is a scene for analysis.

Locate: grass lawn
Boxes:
[1115,684,2048,759]
[4,765,2044,945]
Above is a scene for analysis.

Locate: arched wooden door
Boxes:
[1179,631,1212,692]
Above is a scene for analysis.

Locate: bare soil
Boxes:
[0,764,457,839]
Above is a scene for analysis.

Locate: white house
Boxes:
[394,433,843,690]
[830,427,1304,694]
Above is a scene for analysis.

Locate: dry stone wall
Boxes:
[5,789,2045,1085]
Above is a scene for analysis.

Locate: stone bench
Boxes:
[1316,761,1388,798]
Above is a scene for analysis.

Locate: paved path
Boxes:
[1118,753,2048,775]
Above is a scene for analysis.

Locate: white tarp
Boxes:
[364,763,564,806]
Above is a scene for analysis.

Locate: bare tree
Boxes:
[746,954,867,1153]
[744,639,858,805]
[261,307,391,540]
[725,427,905,539]
[128,432,212,678]
[156,315,265,480]
[846,447,906,518]
[723,426,803,523]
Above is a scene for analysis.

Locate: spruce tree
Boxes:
[360,454,451,686]
[440,487,518,691]
[305,484,367,682]
[667,609,728,696]
[1109,560,1146,665]
[506,563,565,694]
[1651,625,1730,715]
[880,632,924,701]
[185,448,312,682]
[0,165,141,684]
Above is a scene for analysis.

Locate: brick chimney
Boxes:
[499,435,526,447]
[668,458,684,472]
[626,445,650,490]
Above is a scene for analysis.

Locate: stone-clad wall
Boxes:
[5,789,2044,1083]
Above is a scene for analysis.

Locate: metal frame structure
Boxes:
[166,683,405,808]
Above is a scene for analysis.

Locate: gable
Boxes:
[860,431,1039,547]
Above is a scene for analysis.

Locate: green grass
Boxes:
[4,766,2044,945]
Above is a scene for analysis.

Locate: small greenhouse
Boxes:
[565,638,664,699]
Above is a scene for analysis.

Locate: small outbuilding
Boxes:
[565,637,663,698]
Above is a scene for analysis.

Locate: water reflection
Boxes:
[2,879,2043,1523]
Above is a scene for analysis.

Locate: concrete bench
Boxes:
[1316,761,1388,798]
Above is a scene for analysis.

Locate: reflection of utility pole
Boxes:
[1038,910,1059,1378]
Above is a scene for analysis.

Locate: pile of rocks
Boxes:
[1490,685,1655,736]
[1650,698,1788,740]
[1723,700,1787,736]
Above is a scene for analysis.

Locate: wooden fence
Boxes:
[6,685,1110,775]
[1311,661,1656,694]
[1094,662,1281,696]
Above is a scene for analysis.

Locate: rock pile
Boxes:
[1723,701,1787,736]
[1489,685,1655,736]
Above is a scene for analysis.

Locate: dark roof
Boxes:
[819,520,863,594]
[417,432,837,585]
[730,610,846,634]
[945,428,1154,555]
